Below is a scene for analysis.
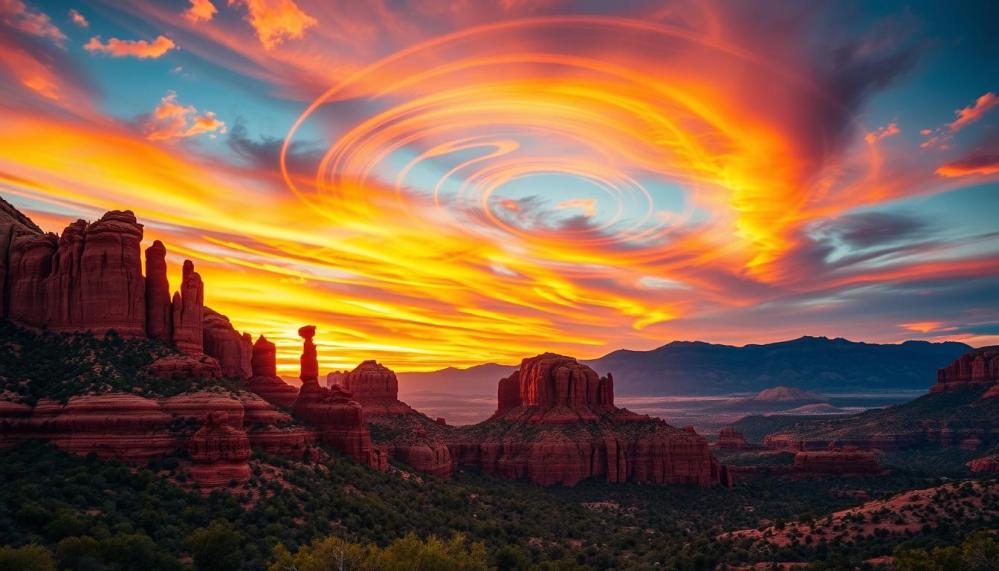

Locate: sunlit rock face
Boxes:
[333,360,413,416]
[932,346,999,393]
[454,353,727,487]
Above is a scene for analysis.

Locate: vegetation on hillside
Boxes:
[0,320,244,403]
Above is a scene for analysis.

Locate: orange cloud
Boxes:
[84,35,176,59]
[1,0,65,43]
[68,9,88,28]
[144,91,226,141]
[899,322,957,334]
[935,156,999,178]
[864,122,899,144]
[557,199,597,217]
[947,92,998,132]
[184,0,217,23]
[228,0,316,50]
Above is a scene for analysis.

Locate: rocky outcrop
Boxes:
[240,393,316,456]
[202,308,252,378]
[172,260,204,355]
[792,448,882,475]
[144,240,172,340]
[333,360,413,416]
[455,354,725,487]
[146,354,222,380]
[967,454,999,474]
[0,389,314,483]
[931,346,999,393]
[187,411,251,491]
[6,211,147,337]
[291,326,384,470]
[715,427,751,450]
[329,360,451,476]
[246,335,299,408]
[4,394,177,461]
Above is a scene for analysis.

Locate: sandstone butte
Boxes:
[791,448,883,475]
[715,427,752,450]
[0,200,729,489]
[328,361,454,478]
[449,353,730,487]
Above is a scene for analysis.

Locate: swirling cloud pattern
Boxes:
[0,1,996,374]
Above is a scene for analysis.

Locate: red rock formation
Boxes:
[146,354,222,380]
[28,394,178,461]
[792,448,882,475]
[0,197,45,320]
[172,260,204,355]
[932,346,999,393]
[240,394,317,455]
[6,211,147,337]
[967,454,999,474]
[144,240,171,340]
[162,391,246,427]
[203,308,252,378]
[981,384,999,400]
[459,354,724,487]
[246,335,300,408]
[716,427,751,450]
[187,412,251,491]
[291,327,383,470]
[338,360,413,416]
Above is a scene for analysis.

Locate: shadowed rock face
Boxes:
[203,309,252,378]
[291,327,385,471]
[144,240,171,340]
[6,211,147,337]
[792,448,882,475]
[247,335,299,409]
[932,346,999,393]
[456,354,726,487]
[332,360,452,477]
[187,411,252,492]
[716,427,751,450]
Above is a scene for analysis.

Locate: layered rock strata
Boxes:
[932,346,999,393]
[792,448,882,475]
[452,354,727,487]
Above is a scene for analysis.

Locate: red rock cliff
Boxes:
[144,240,172,340]
[6,211,147,337]
[203,308,252,378]
[932,346,999,393]
[187,411,252,491]
[334,360,413,416]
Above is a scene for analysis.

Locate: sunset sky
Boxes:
[1,0,997,374]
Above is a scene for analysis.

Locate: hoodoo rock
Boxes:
[172,260,204,355]
[187,412,252,491]
[455,354,726,487]
[144,240,172,340]
[291,327,385,470]
[203,308,252,378]
[792,448,883,475]
[247,335,299,408]
[931,346,999,393]
[331,360,453,477]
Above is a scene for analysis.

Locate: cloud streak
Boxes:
[84,35,177,59]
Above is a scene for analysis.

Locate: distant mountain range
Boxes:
[397,337,972,397]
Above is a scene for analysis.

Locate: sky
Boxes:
[0,0,997,374]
